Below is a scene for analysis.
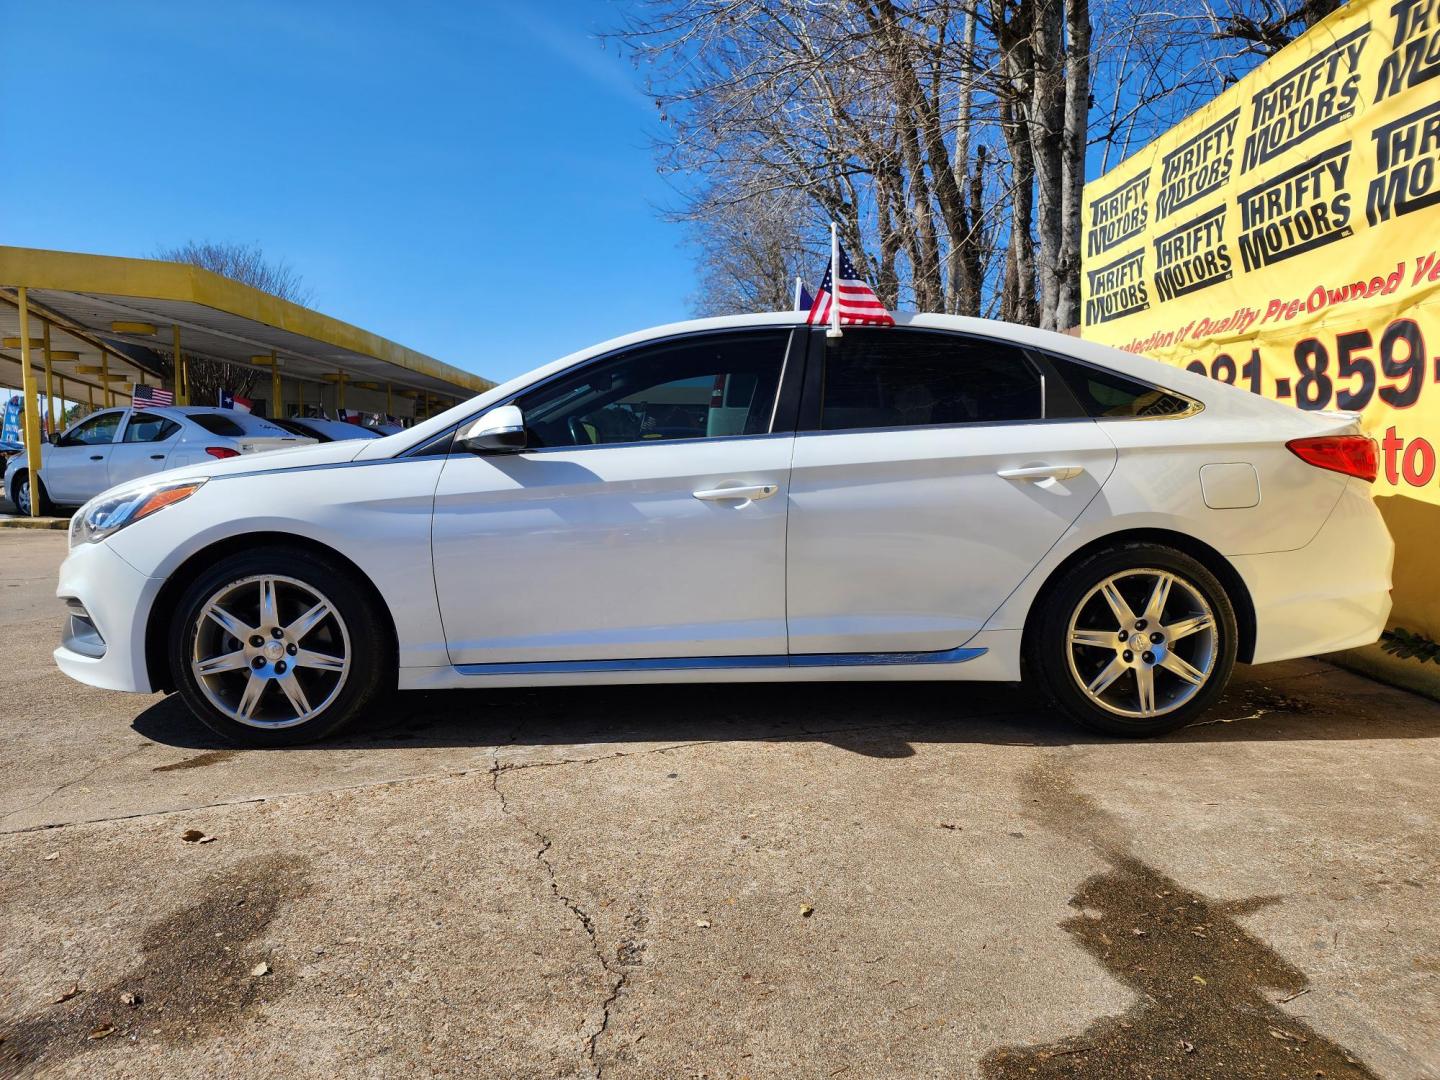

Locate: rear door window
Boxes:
[122,415,181,443]
[816,329,1043,431]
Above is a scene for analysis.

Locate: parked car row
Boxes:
[2,406,397,516]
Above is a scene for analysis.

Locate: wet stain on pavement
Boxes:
[982,763,1376,1079]
[152,750,239,773]
[1,854,307,1076]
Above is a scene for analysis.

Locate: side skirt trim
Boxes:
[455,645,987,677]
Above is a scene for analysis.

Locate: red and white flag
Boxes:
[807,223,894,335]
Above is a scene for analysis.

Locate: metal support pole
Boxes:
[172,325,188,405]
[58,375,66,429]
[297,380,304,414]
[16,288,43,515]
[336,371,345,411]
[270,351,281,418]
[386,382,393,416]
[41,322,56,435]
[100,351,113,407]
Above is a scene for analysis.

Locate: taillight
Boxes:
[1286,435,1378,482]
[205,446,240,460]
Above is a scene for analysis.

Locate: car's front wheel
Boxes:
[12,470,54,517]
[169,547,392,746]
[1027,544,1238,737]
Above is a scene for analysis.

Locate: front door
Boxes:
[44,409,125,503]
[431,328,800,667]
[785,328,1118,655]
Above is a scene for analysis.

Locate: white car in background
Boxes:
[5,406,314,516]
[50,313,1392,746]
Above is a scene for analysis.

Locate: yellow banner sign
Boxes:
[1081,0,1440,503]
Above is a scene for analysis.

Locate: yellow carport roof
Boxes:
[0,245,493,405]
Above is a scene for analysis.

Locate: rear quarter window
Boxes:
[1047,357,1197,419]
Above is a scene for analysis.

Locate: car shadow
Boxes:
[130,668,1440,758]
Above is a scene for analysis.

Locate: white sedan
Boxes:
[51,313,1392,745]
[6,406,313,516]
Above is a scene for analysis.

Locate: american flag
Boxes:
[131,384,175,411]
[806,243,894,328]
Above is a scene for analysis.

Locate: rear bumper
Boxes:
[53,540,162,693]
[1234,479,1393,665]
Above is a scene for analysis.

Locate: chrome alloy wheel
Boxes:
[1064,568,1218,719]
[190,574,351,729]
[15,478,31,516]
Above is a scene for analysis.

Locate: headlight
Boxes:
[71,479,207,547]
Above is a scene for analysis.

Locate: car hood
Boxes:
[167,438,367,482]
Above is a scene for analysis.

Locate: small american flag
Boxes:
[807,240,894,329]
[132,384,175,411]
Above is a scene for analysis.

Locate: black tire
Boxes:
[12,470,54,517]
[168,546,392,747]
[1025,543,1238,737]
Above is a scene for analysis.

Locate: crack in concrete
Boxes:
[487,740,625,1079]
[0,742,150,831]
[1,717,934,836]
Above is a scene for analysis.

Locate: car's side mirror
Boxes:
[456,405,527,454]
[47,432,61,445]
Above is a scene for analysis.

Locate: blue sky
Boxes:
[1,1,694,384]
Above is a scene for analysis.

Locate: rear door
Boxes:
[44,409,126,503]
[785,328,1118,655]
[109,412,183,487]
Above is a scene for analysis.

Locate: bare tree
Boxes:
[685,179,817,315]
[151,241,313,404]
[615,0,1286,330]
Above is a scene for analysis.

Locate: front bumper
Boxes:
[53,539,163,693]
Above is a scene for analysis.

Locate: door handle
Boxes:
[89,454,104,461]
[150,454,165,460]
[997,465,1084,482]
[692,483,779,504]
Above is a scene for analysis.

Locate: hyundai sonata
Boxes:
[52,314,1392,745]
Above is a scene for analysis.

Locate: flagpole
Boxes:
[794,276,803,311]
[827,222,843,339]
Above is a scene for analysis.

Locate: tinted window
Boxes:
[189,414,246,437]
[122,415,181,443]
[60,411,122,446]
[189,412,298,437]
[270,418,325,441]
[1049,356,1195,419]
[520,331,789,448]
[819,329,1042,431]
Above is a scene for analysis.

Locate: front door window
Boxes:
[520,330,790,448]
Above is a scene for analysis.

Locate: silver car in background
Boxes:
[4,406,314,516]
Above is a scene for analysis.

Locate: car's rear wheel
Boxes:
[169,547,391,746]
[1027,544,1238,737]
[12,470,54,517]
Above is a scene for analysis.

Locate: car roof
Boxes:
[363,310,1317,458]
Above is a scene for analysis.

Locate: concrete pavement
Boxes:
[1,530,1437,1078]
